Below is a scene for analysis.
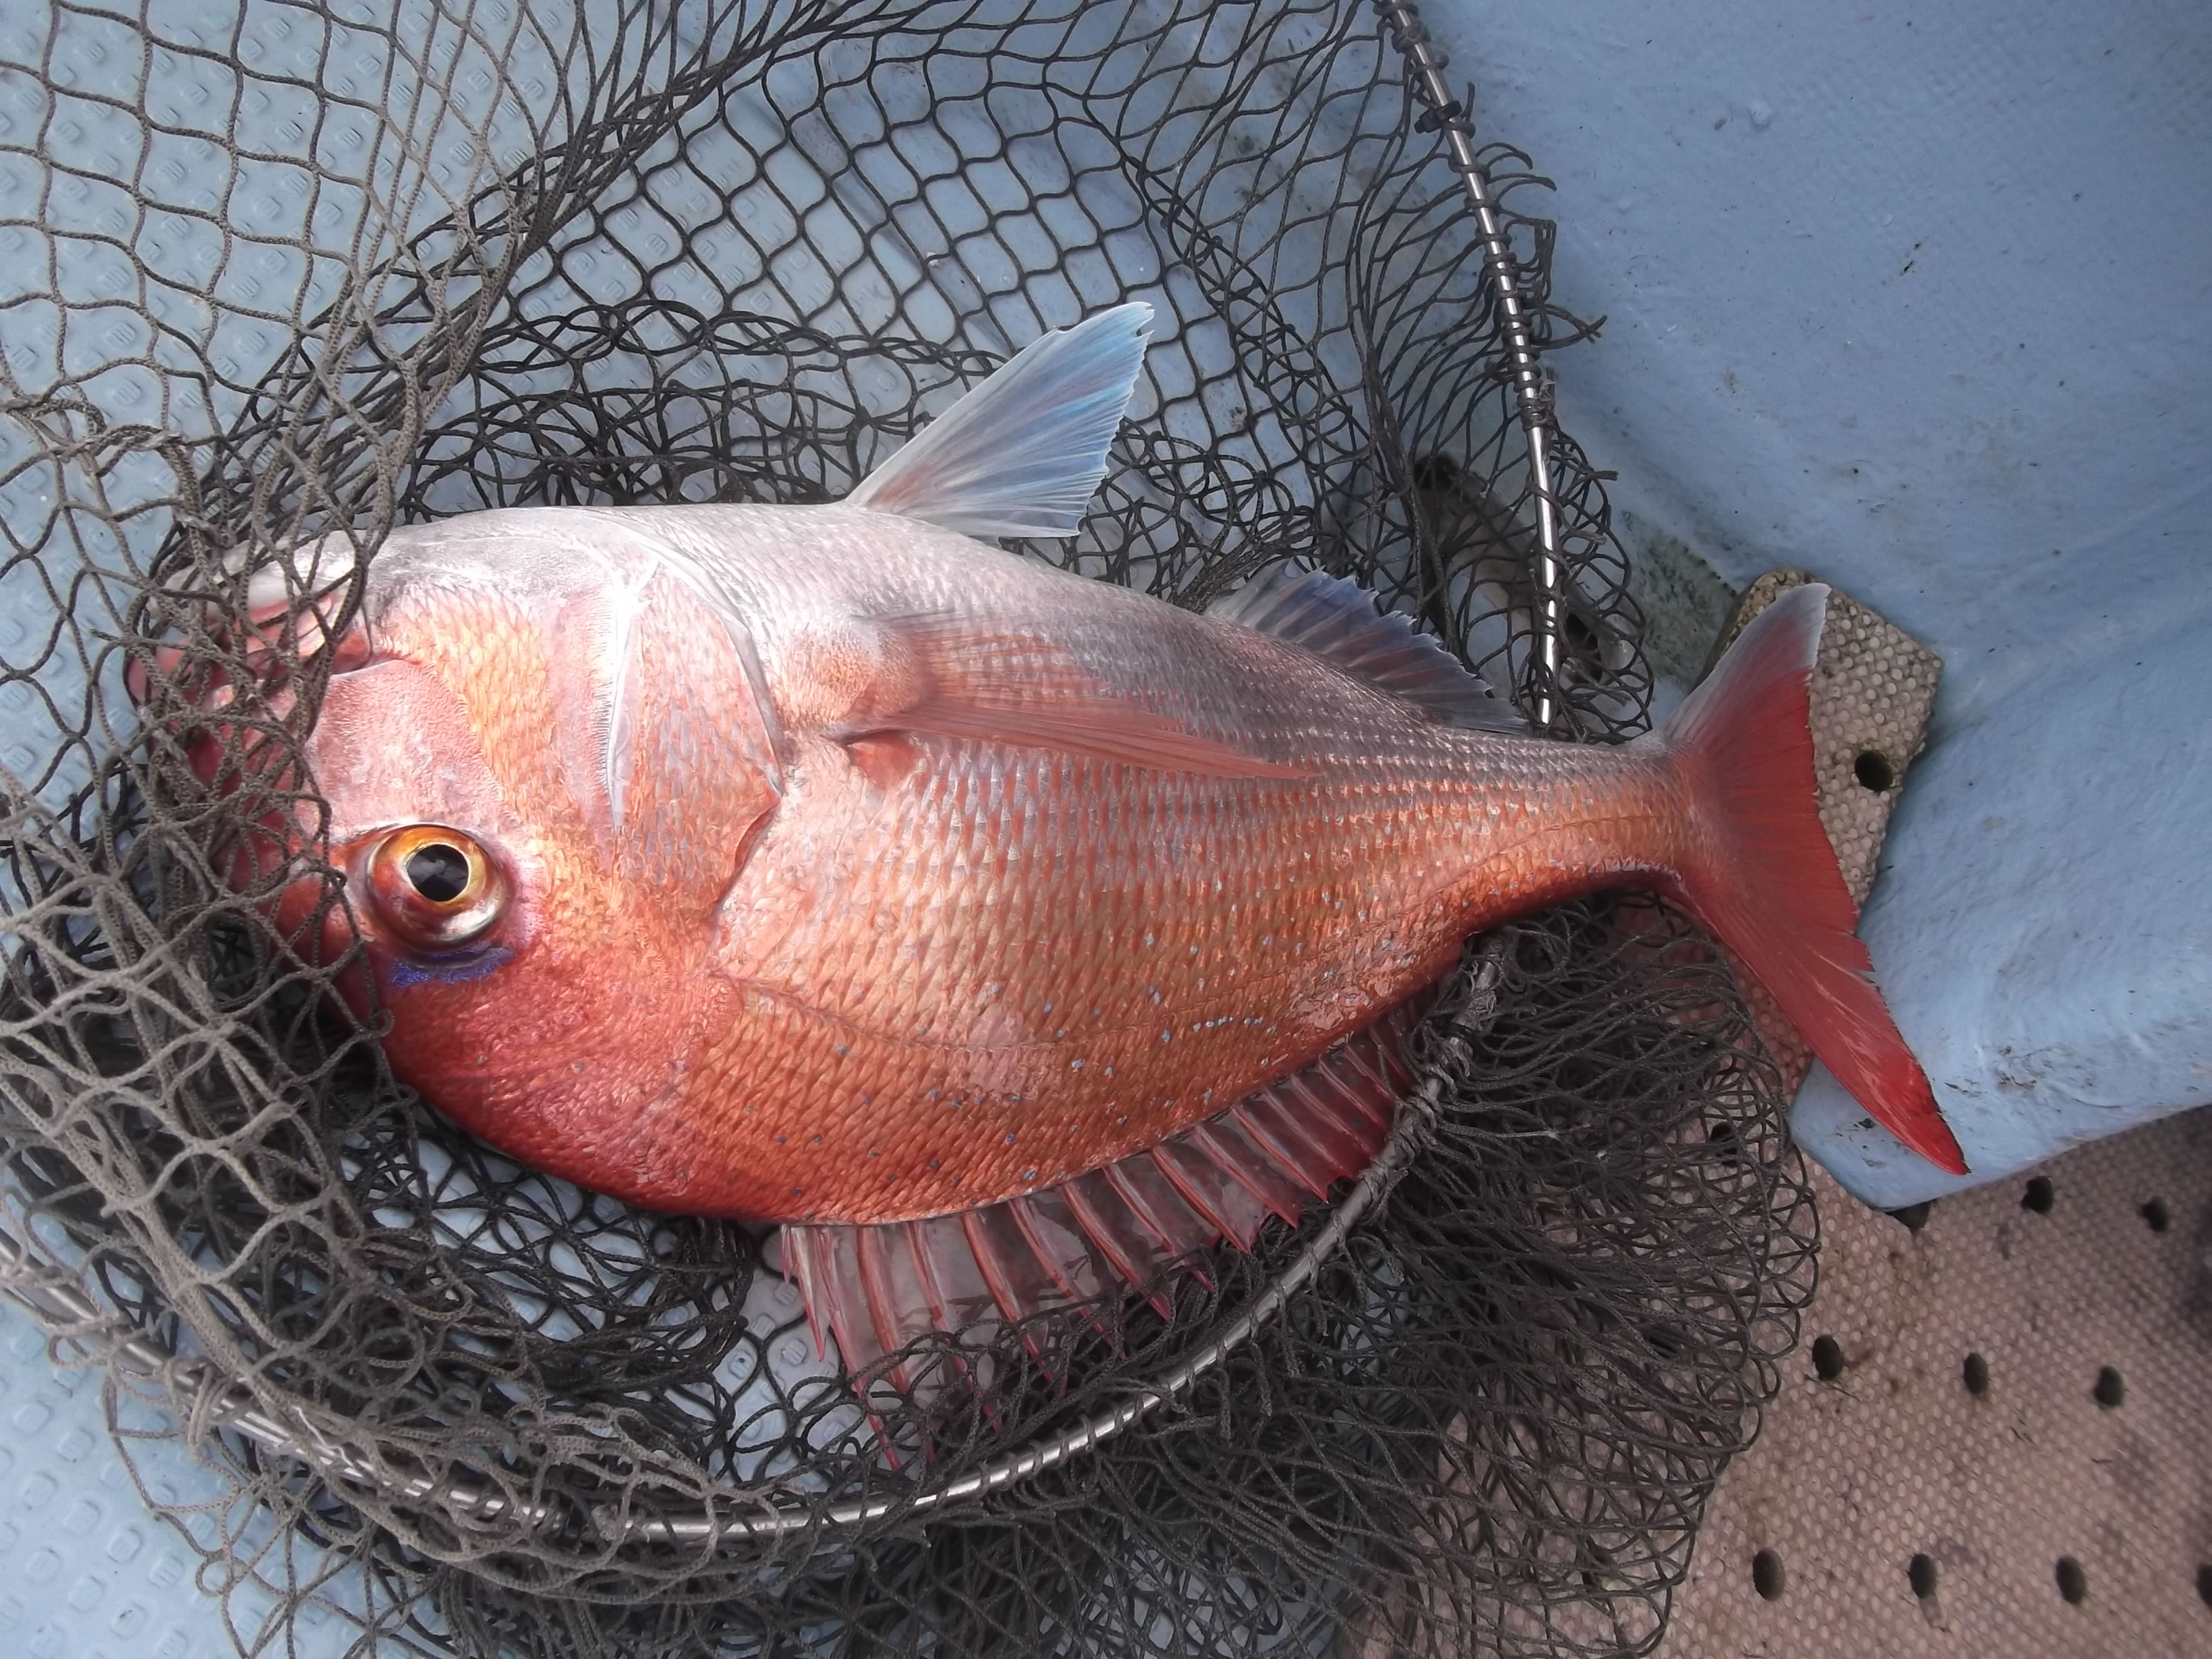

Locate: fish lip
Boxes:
[127,543,377,717]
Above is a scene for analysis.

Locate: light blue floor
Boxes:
[0,1295,358,1659]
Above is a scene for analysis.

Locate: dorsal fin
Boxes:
[1208,564,1527,733]
[845,303,1153,538]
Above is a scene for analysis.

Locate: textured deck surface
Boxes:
[1660,1111,2212,1658]
[1659,575,2211,1657]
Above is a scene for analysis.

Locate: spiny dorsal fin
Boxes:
[846,303,1153,538]
[1208,564,1527,733]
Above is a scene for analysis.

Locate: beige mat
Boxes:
[1659,1111,2212,1658]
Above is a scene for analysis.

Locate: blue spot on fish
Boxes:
[388,946,513,990]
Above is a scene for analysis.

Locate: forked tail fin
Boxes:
[1652,583,1967,1175]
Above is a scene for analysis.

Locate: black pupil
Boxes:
[405,842,472,904]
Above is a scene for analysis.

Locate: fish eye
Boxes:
[363,824,508,952]
[404,841,470,902]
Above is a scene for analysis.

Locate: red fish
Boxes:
[176,305,1965,1378]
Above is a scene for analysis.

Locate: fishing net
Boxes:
[0,2,1816,1655]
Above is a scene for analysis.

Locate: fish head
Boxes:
[150,511,786,1189]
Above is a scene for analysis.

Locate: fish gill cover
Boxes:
[0,3,1814,1656]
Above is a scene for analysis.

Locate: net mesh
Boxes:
[0,3,1814,1655]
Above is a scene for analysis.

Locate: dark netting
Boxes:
[0,3,1812,1656]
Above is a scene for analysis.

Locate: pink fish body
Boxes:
[209,306,1964,1369]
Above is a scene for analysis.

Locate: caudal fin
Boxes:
[1654,584,1967,1175]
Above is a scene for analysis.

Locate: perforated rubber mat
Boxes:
[1658,1111,2212,1658]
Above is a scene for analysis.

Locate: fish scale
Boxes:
[682,632,1659,1221]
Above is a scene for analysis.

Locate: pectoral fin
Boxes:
[834,611,1309,781]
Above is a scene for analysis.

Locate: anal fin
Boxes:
[778,1002,1413,1396]
[1061,1171,1176,1318]
[1101,1155,1216,1289]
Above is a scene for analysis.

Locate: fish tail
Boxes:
[1652,583,1967,1176]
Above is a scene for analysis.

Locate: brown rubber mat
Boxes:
[1658,1112,2212,1657]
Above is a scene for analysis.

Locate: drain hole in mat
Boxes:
[1908,1553,1938,1600]
[1752,1549,1786,1601]
[1963,1351,1990,1395]
[2141,1197,2171,1233]
[2197,1563,2212,1607]
[1810,1334,1845,1381]
[2093,1366,2125,1409]
[2022,1176,2055,1214]
[1853,749,1898,792]
[2056,1557,2087,1604]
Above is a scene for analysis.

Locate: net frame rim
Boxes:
[1376,0,1574,732]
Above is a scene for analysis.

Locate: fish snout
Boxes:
[125,558,375,908]
[129,533,367,709]
[130,543,374,798]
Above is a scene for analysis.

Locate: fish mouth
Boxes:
[125,550,382,916]
[127,543,377,786]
